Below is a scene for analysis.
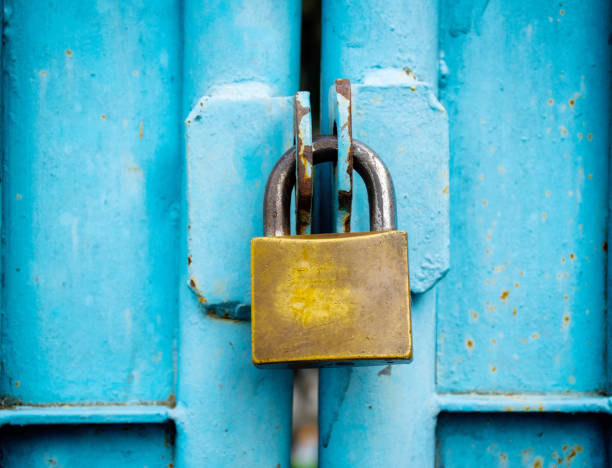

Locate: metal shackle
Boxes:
[263,135,397,236]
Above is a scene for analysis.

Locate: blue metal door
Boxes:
[1,1,610,467]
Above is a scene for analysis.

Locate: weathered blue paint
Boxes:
[0,424,175,467]
[436,0,611,394]
[0,405,172,426]
[295,91,313,234]
[179,96,294,464]
[1,1,299,466]
[435,394,612,414]
[328,80,353,232]
[176,1,299,466]
[348,79,449,292]
[1,0,180,405]
[437,413,608,467]
[182,0,300,111]
[320,0,610,466]
[319,1,446,466]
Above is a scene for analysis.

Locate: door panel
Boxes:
[437,413,608,467]
[437,0,610,395]
[0,424,175,467]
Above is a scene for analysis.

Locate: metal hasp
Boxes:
[294,92,314,234]
[251,136,411,367]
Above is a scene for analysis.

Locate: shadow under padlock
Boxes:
[250,85,412,368]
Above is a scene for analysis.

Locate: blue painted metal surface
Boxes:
[0,424,175,467]
[1,1,300,466]
[437,413,608,467]
[176,1,299,466]
[328,79,353,233]
[436,0,611,395]
[294,91,314,234]
[1,0,179,406]
[0,0,610,466]
[320,0,610,466]
[319,1,447,466]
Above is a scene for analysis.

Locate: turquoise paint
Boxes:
[176,1,299,466]
[0,424,175,467]
[319,1,445,466]
[436,0,611,394]
[437,413,608,467]
[320,0,610,466]
[1,0,180,404]
[1,0,300,466]
[0,0,610,465]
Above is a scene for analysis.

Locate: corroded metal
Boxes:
[294,92,314,234]
[253,136,410,367]
[330,79,353,232]
[263,135,396,237]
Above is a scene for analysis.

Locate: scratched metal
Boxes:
[294,91,314,234]
[437,413,608,467]
[436,0,611,394]
[329,79,354,232]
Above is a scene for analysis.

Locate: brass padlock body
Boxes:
[252,231,411,368]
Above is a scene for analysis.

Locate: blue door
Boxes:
[1,1,610,467]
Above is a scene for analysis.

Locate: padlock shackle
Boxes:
[264,135,397,236]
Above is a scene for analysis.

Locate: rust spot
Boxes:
[563,444,568,451]
[166,393,176,407]
[377,364,391,377]
[294,93,314,235]
[65,49,72,56]
[569,99,575,107]
[499,453,507,462]
[562,257,566,263]
[168,464,174,468]
[442,185,449,194]
[187,255,192,266]
[588,174,593,179]
[101,114,106,120]
[491,366,497,373]
[500,290,510,300]
[190,278,197,288]
[482,200,487,206]
[531,333,539,339]
[513,308,518,316]
[570,253,575,259]
[466,339,474,349]
[139,121,144,139]
[14,381,20,387]
[587,133,593,141]
[533,458,542,468]
[602,241,607,252]
[564,315,570,325]
[514,282,519,288]
[563,295,568,301]
[547,98,554,106]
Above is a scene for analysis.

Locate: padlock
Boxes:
[251,135,411,368]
